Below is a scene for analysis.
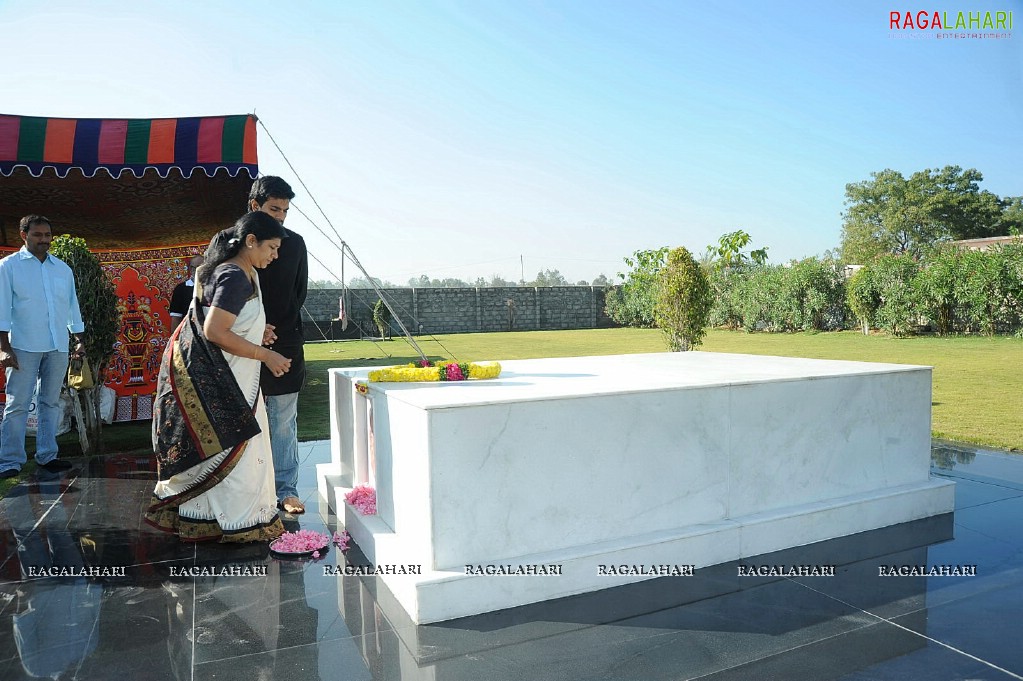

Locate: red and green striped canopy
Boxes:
[0,113,260,249]
[0,113,258,178]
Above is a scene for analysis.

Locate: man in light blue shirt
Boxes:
[0,215,86,478]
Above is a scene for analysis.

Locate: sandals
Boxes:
[279,497,306,514]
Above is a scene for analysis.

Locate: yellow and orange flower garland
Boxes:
[366,359,502,383]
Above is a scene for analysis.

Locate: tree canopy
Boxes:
[840,165,1012,264]
[703,230,769,270]
[528,268,569,287]
[348,275,395,289]
[308,279,344,289]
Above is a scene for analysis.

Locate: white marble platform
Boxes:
[317,352,955,623]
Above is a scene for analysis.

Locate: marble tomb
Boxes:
[317,352,955,623]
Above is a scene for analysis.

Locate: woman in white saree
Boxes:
[146,212,291,543]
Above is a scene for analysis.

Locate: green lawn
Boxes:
[3,328,1018,498]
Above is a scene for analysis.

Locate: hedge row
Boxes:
[606,243,1023,337]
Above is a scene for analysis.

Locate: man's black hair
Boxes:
[248,176,295,208]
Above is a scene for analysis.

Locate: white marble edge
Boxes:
[331,479,955,624]
[329,479,955,587]
[329,352,933,411]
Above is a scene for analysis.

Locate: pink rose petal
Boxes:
[344,486,377,515]
[272,529,331,555]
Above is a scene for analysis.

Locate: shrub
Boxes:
[49,235,120,454]
[846,267,879,334]
[913,246,963,335]
[708,266,743,330]
[372,299,392,339]
[733,265,784,332]
[956,247,1020,335]
[604,247,667,328]
[785,258,848,331]
[868,255,920,337]
[654,246,713,351]
[995,244,1023,333]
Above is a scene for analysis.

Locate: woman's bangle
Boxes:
[254,346,263,361]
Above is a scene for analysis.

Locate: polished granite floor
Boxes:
[0,439,1021,681]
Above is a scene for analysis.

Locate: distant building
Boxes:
[949,236,1021,252]
[842,264,865,279]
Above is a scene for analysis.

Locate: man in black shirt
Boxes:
[168,255,203,330]
[249,176,307,514]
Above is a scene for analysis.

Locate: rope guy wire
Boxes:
[291,203,452,361]
[256,116,434,362]
[256,116,464,364]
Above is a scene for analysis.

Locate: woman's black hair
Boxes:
[197,211,285,287]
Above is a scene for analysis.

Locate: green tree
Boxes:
[604,247,667,327]
[928,165,1002,240]
[308,279,343,289]
[408,275,472,288]
[840,166,1002,264]
[705,231,769,331]
[704,229,769,270]
[349,275,392,289]
[436,277,472,288]
[994,197,1023,236]
[530,268,569,286]
[654,246,713,351]
[49,235,120,454]
[841,169,937,263]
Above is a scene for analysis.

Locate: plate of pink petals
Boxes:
[270,530,350,558]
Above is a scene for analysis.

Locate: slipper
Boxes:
[279,497,305,514]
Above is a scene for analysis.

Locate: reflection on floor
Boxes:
[1,439,1021,680]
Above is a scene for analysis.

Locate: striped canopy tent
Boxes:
[0,113,258,248]
[0,113,260,422]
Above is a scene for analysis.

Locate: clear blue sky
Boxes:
[2,0,1021,284]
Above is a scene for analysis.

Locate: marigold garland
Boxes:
[367,360,501,383]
